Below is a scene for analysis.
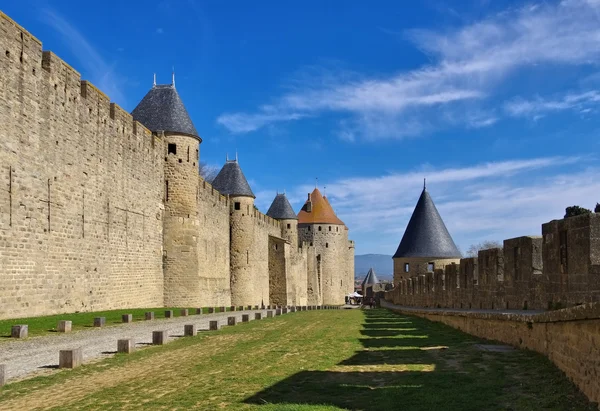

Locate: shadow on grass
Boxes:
[244,308,597,411]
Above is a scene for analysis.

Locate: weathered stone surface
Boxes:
[152,331,167,345]
[57,320,72,333]
[11,325,27,338]
[0,364,4,386]
[59,348,82,368]
[122,314,133,323]
[228,316,236,326]
[117,339,134,354]
[209,320,219,330]
[93,317,106,327]
[145,312,155,321]
[184,324,196,336]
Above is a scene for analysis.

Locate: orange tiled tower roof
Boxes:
[298,188,345,225]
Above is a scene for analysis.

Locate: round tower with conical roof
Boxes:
[267,193,298,249]
[211,159,265,306]
[298,188,352,305]
[132,80,202,306]
[392,185,462,286]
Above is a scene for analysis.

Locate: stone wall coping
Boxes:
[381,299,600,324]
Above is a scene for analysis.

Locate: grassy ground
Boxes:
[0,307,228,339]
[0,309,594,410]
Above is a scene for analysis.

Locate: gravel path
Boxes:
[0,309,275,383]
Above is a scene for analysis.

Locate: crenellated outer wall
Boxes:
[0,12,164,318]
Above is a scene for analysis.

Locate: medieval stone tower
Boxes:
[392,185,461,285]
[298,188,354,305]
[132,80,202,307]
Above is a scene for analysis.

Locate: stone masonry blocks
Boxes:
[209,320,219,330]
[228,316,236,326]
[94,317,106,327]
[58,320,72,333]
[242,314,249,322]
[165,310,174,318]
[11,325,27,338]
[152,331,167,345]
[122,314,133,323]
[184,324,197,336]
[145,312,155,321]
[59,348,83,369]
[117,339,134,354]
[255,313,262,320]
[0,364,4,386]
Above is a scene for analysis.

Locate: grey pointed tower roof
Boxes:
[362,268,379,287]
[393,187,461,259]
[266,193,297,220]
[131,84,198,137]
[211,160,255,198]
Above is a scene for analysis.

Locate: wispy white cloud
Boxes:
[217,0,600,140]
[276,155,599,254]
[41,9,126,105]
[505,90,600,118]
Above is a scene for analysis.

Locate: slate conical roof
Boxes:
[393,188,461,259]
[362,268,379,287]
[298,188,345,225]
[211,160,255,198]
[266,193,297,220]
[131,84,198,137]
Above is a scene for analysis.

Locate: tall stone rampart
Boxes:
[0,12,164,318]
[385,214,600,312]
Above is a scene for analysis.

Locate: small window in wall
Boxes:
[234,202,241,210]
[308,226,311,231]
[168,143,176,155]
[404,263,409,273]
[318,226,322,231]
[310,242,313,246]
[165,180,169,201]
[196,148,199,160]
[336,227,339,232]
[187,146,190,162]
[329,226,331,231]
[287,223,291,229]
[326,243,329,248]
[427,262,434,272]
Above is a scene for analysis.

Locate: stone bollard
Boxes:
[209,320,219,331]
[184,324,197,337]
[290,307,296,313]
[255,313,262,320]
[152,331,167,345]
[282,307,288,314]
[228,316,236,326]
[93,317,106,327]
[58,320,72,333]
[275,309,282,316]
[196,308,203,315]
[165,310,174,318]
[11,325,28,338]
[0,364,4,386]
[122,314,133,323]
[242,314,249,322]
[246,305,252,310]
[180,309,189,317]
[237,306,244,311]
[145,312,155,321]
[253,305,259,310]
[208,307,215,314]
[219,306,226,313]
[308,306,313,311]
[267,311,274,318]
[59,348,82,369]
[230,306,236,312]
[117,339,134,354]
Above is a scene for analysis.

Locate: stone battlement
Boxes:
[386,213,600,311]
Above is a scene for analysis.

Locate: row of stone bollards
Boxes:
[0,305,340,385]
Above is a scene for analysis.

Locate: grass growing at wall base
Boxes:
[0,306,229,339]
[0,309,595,410]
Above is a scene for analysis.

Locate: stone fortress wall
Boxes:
[0,11,355,319]
[0,13,165,318]
[385,213,600,311]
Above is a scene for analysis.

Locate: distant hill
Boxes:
[355,254,393,282]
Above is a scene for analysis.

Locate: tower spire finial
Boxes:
[315,177,318,189]
[172,67,175,88]
[235,150,238,162]
[226,153,229,161]
[153,73,156,87]
[424,178,426,190]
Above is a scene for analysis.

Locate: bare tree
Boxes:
[465,240,502,257]
[199,162,218,183]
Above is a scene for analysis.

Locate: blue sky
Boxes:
[4,0,600,255]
